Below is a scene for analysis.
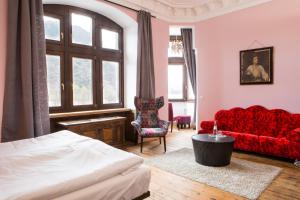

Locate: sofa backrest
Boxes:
[272,109,293,138]
[215,107,254,133]
[248,106,277,137]
[291,113,300,133]
[215,105,299,138]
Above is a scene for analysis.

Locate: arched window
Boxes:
[43,5,124,113]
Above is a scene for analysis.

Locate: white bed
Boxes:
[0,131,151,200]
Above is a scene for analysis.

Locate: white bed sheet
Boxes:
[56,165,151,200]
[0,131,147,200]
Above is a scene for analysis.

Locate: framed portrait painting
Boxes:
[240,47,273,85]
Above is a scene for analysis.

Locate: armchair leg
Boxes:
[159,137,161,144]
[171,121,173,132]
[135,130,138,145]
[140,137,143,153]
[163,136,166,152]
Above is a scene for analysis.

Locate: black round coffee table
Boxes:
[192,134,235,167]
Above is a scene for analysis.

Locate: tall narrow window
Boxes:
[72,57,93,106]
[168,28,194,102]
[71,13,93,46]
[44,16,60,41]
[102,61,120,104]
[168,65,184,100]
[46,55,61,107]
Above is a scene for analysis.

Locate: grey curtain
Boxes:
[181,29,197,125]
[136,10,155,99]
[1,0,50,142]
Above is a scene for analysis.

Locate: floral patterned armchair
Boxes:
[131,96,170,153]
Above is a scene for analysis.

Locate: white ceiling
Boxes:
[107,0,272,22]
[156,0,211,8]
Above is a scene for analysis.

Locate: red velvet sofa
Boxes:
[199,105,300,160]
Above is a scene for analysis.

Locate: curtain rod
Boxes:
[102,0,156,18]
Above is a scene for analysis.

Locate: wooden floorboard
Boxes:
[123,128,300,200]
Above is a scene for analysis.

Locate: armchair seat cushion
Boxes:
[141,128,167,137]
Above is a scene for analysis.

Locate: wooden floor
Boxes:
[123,128,300,200]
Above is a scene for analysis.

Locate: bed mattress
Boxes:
[56,165,150,200]
[0,131,149,200]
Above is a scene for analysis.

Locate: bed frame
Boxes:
[133,191,150,200]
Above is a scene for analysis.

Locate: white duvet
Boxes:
[0,131,144,200]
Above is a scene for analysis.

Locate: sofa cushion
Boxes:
[292,114,300,130]
[289,141,300,160]
[215,110,235,131]
[231,108,254,133]
[259,136,290,158]
[249,106,277,136]
[200,121,214,132]
[287,128,300,142]
[222,131,260,152]
[273,109,294,138]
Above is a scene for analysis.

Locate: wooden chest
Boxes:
[57,116,126,147]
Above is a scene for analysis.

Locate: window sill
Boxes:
[168,99,195,103]
[49,108,132,119]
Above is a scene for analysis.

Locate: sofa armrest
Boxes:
[158,119,170,131]
[287,128,300,142]
[200,120,214,131]
[131,120,142,133]
[198,129,213,134]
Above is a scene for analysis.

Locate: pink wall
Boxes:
[196,0,300,121]
[0,0,7,135]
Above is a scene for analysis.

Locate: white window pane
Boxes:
[168,65,183,99]
[44,16,60,41]
[71,13,92,46]
[101,29,119,50]
[102,61,119,104]
[46,55,61,107]
[72,57,93,105]
[169,26,181,36]
[168,41,183,57]
[188,76,195,99]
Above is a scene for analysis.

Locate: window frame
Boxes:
[100,27,121,51]
[44,5,124,113]
[168,35,194,102]
[45,50,65,111]
[100,58,123,109]
[69,9,95,48]
[69,54,97,110]
[44,13,64,46]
